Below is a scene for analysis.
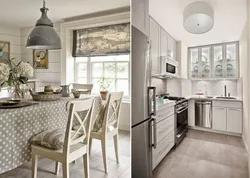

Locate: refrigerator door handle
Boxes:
[148,87,156,116]
[151,118,157,149]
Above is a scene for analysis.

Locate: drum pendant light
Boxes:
[26,0,61,50]
[183,2,214,34]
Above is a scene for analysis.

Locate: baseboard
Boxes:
[189,126,242,137]
[242,135,249,154]
[119,123,130,131]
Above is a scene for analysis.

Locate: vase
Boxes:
[12,82,24,99]
[100,91,108,100]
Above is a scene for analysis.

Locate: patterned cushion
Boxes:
[31,129,65,150]
[92,97,106,132]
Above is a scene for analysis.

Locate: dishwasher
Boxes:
[195,100,212,128]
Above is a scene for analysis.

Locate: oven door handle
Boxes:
[176,107,188,114]
[176,127,187,138]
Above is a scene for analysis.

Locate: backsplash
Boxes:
[151,78,167,95]
[192,80,238,97]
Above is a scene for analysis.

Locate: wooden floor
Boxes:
[0,130,131,178]
[153,129,249,178]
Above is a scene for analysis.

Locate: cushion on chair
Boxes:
[92,97,107,132]
[30,129,65,150]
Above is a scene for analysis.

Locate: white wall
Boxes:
[0,26,22,98]
[240,22,249,150]
[21,23,62,87]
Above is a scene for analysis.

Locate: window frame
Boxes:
[74,55,130,100]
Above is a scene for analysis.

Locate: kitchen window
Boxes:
[75,55,130,98]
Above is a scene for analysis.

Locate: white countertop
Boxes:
[156,100,175,110]
[187,95,242,102]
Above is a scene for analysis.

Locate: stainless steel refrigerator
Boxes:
[131,26,156,178]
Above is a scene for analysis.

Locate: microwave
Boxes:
[163,58,179,77]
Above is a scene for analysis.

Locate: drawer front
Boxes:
[156,114,174,143]
[156,106,175,123]
[213,101,242,109]
[152,130,175,169]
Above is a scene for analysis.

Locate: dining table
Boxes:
[0,96,93,174]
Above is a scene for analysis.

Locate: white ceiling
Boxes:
[0,0,129,28]
[149,0,247,47]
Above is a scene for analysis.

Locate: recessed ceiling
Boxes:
[149,0,247,47]
[0,0,129,28]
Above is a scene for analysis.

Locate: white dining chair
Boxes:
[89,92,123,173]
[71,83,93,94]
[31,98,95,178]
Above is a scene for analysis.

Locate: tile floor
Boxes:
[0,130,131,178]
[153,129,249,178]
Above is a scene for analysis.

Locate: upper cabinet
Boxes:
[132,0,149,36]
[189,42,239,80]
[149,17,177,76]
[150,18,161,75]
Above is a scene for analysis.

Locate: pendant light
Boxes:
[26,0,61,50]
[183,2,214,34]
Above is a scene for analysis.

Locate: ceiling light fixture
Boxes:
[26,0,61,50]
[183,2,214,34]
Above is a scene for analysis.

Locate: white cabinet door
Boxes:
[227,108,242,134]
[167,35,176,61]
[150,18,160,75]
[212,107,227,131]
[132,0,149,36]
[160,29,168,57]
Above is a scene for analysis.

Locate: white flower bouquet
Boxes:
[0,58,34,98]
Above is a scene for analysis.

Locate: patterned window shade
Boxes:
[72,23,130,57]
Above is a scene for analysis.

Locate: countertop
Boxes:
[156,100,175,110]
[187,96,243,102]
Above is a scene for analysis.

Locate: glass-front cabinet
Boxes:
[189,42,238,79]
[189,47,211,79]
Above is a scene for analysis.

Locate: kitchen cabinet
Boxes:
[212,107,227,132]
[160,29,168,57]
[212,100,242,134]
[168,35,176,61]
[150,18,161,75]
[150,17,177,76]
[132,0,149,36]
[189,46,211,79]
[227,108,242,133]
[189,42,239,80]
[153,103,175,170]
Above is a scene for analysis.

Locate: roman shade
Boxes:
[72,23,130,57]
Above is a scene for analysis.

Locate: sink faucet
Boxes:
[224,85,227,97]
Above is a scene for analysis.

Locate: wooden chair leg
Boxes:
[83,153,89,178]
[114,134,119,163]
[89,138,92,154]
[101,137,108,173]
[62,163,69,178]
[32,154,38,178]
[55,162,60,175]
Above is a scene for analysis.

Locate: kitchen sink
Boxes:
[216,97,236,99]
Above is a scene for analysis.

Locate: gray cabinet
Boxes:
[150,18,161,75]
[150,17,177,76]
[189,42,239,80]
[132,0,149,36]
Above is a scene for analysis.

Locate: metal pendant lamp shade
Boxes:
[26,1,61,50]
[183,2,214,34]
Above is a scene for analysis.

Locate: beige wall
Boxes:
[239,22,249,150]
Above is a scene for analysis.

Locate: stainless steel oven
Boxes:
[175,100,188,146]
